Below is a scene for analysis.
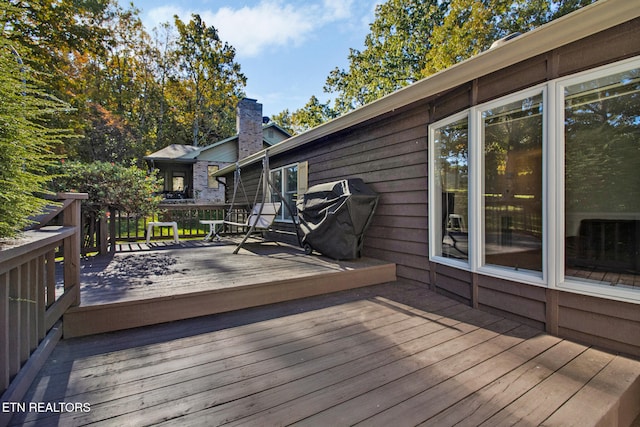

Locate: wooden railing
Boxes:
[0,193,87,423]
[81,203,252,253]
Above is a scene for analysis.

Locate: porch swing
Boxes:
[223,152,301,254]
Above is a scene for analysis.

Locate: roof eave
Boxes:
[216,0,639,177]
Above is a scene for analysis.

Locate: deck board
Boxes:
[61,240,396,337]
[11,282,640,426]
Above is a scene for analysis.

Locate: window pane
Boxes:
[172,175,185,191]
[270,169,282,199]
[284,166,298,220]
[286,166,297,192]
[564,69,640,288]
[270,166,298,221]
[433,117,469,261]
[483,94,543,272]
[208,165,219,189]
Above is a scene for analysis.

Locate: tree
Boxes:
[272,96,338,135]
[325,0,446,113]
[422,0,503,76]
[173,14,246,146]
[2,0,111,101]
[325,0,596,114]
[76,103,141,164]
[0,33,72,238]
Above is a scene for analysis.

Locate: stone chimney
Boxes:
[237,98,263,160]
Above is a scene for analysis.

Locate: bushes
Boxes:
[49,161,163,218]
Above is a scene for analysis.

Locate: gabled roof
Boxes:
[144,144,199,163]
[144,124,291,163]
[215,0,639,177]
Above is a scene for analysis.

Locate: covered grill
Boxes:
[296,178,378,260]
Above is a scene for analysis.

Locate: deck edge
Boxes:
[63,262,396,338]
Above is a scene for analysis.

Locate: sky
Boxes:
[128,0,382,118]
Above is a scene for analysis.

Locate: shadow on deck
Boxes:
[10,281,640,426]
[62,239,397,338]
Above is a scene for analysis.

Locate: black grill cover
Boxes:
[296,179,378,260]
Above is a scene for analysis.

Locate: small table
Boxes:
[146,221,179,244]
[200,220,224,241]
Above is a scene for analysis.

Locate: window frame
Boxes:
[428,55,640,302]
[554,56,640,302]
[475,86,548,285]
[429,111,470,270]
[269,162,299,223]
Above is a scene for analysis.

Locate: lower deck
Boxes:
[10,281,640,426]
[61,239,396,337]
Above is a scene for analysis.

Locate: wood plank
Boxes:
[85,307,503,426]
[0,272,8,391]
[29,306,431,425]
[9,282,640,427]
[28,259,39,352]
[420,339,588,426]
[45,285,77,332]
[478,347,616,426]
[36,255,45,342]
[45,251,55,308]
[35,303,399,396]
[0,228,73,274]
[63,262,396,337]
[240,319,528,427]
[8,268,19,379]
[353,330,560,426]
[0,323,62,427]
[542,354,640,427]
[19,263,30,365]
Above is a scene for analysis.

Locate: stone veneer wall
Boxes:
[193,160,226,202]
[237,98,263,160]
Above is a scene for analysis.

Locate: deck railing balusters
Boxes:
[0,192,87,420]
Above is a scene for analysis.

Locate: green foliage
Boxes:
[76,103,142,164]
[0,35,72,238]
[173,14,246,146]
[49,161,163,217]
[325,0,446,113]
[272,96,338,135]
[325,0,597,115]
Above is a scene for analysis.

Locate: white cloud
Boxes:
[141,0,365,58]
[145,5,184,29]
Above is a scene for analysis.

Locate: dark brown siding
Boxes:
[224,20,640,356]
[286,105,430,284]
[558,293,640,356]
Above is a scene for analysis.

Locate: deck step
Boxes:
[63,261,396,338]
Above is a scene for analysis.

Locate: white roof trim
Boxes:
[217,0,639,176]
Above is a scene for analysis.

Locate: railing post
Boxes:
[109,207,117,253]
[60,193,87,307]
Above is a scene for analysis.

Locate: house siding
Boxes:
[224,19,640,357]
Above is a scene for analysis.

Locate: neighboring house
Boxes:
[144,98,290,202]
[217,0,640,356]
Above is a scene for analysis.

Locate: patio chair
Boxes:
[223,202,281,253]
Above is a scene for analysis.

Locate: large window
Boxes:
[430,114,469,263]
[562,65,640,290]
[429,57,639,300]
[482,93,543,273]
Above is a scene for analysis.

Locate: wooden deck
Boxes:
[9,281,640,426]
[61,239,397,337]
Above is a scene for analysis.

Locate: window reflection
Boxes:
[433,117,469,261]
[565,69,640,288]
[270,165,298,221]
[483,94,543,272]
